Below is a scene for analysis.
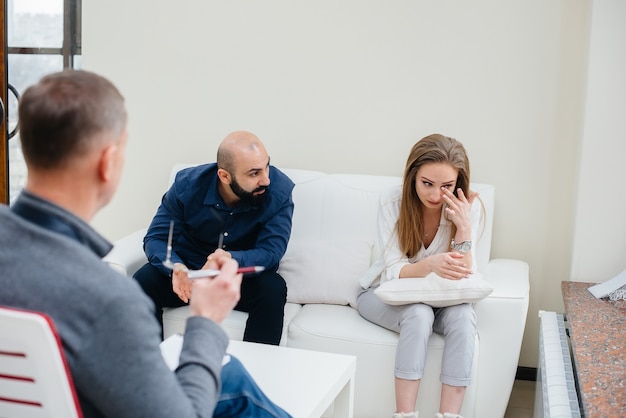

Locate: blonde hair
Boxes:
[397,134,471,257]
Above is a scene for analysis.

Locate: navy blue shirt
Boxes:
[144,163,295,275]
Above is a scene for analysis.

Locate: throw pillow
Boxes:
[374,272,493,307]
[278,239,372,308]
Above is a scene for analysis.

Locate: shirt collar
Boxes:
[203,175,258,213]
[11,191,113,258]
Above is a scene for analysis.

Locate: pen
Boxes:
[187,266,265,279]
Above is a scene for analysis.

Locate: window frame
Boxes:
[2,0,82,203]
[6,0,81,69]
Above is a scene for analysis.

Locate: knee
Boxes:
[133,263,169,295]
[257,273,287,304]
[403,304,435,323]
[221,355,246,380]
[219,355,259,394]
[449,304,476,323]
[134,263,159,286]
[442,305,477,333]
[400,304,435,333]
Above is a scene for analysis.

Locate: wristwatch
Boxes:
[451,239,472,253]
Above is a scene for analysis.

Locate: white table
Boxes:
[160,335,356,418]
[227,340,356,418]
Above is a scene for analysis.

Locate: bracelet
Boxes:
[451,239,472,253]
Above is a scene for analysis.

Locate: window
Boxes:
[6,0,81,203]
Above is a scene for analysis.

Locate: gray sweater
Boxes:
[0,192,228,418]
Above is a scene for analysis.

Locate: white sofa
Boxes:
[104,167,529,418]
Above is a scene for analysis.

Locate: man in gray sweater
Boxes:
[0,70,290,417]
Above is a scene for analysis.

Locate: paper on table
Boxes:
[159,333,230,370]
[160,333,184,370]
[587,268,626,299]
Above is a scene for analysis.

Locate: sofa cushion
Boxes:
[374,273,493,307]
[278,239,372,308]
[162,303,302,347]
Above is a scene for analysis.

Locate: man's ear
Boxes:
[98,143,118,182]
[217,168,232,184]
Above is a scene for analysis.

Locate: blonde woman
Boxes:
[357,134,482,418]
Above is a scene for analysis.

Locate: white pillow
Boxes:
[278,239,372,308]
[374,272,493,307]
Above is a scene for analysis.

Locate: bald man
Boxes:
[134,131,295,345]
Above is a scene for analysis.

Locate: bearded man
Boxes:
[135,131,294,346]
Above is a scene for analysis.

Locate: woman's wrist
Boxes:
[400,258,431,278]
[454,224,472,240]
[451,239,472,253]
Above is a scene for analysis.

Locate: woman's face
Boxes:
[414,162,458,210]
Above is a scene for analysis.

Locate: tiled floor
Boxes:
[504,380,536,418]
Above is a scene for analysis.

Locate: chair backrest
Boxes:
[0,306,82,418]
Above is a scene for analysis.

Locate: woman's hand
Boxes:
[442,187,478,232]
[427,252,472,280]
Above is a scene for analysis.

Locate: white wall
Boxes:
[571,0,626,282]
[83,0,596,368]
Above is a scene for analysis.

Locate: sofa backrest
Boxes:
[283,168,401,250]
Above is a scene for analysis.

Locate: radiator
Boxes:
[534,311,582,418]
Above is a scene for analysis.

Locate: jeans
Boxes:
[214,355,292,417]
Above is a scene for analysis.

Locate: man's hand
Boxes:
[172,263,192,303]
[189,256,242,324]
[207,248,232,262]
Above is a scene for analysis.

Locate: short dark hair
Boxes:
[18,70,127,169]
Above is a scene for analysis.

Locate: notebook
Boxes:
[587,268,626,299]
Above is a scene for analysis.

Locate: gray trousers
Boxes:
[357,287,477,386]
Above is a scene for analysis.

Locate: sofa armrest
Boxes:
[103,228,148,277]
[473,258,530,418]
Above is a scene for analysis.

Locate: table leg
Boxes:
[331,377,354,418]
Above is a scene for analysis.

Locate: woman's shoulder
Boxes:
[470,195,484,216]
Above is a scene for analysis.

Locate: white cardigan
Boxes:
[361,185,483,288]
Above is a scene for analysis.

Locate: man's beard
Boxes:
[230,177,268,205]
